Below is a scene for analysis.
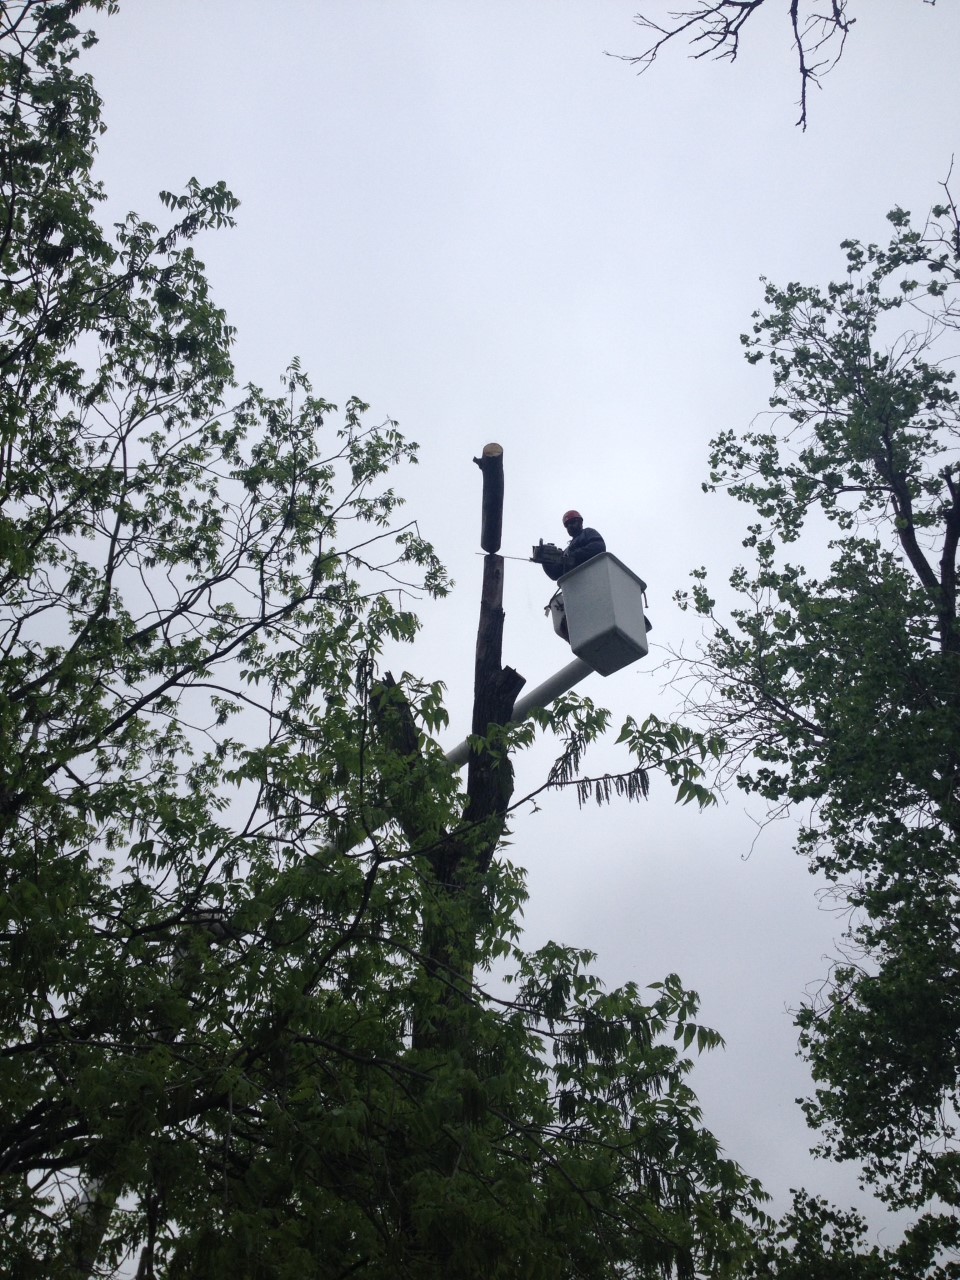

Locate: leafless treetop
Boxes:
[615,1,864,129]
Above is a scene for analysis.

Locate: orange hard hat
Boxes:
[562,509,582,526]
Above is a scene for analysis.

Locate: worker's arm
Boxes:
[564,528,605,569]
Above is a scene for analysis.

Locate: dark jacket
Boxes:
[543,527,605,580]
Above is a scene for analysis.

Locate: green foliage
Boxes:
[674,192,960,1263]
[744,1190,960,1279]
[510,696,720,812]
[0,4,765,1277]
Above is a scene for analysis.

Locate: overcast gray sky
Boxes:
[83,0,960,1235]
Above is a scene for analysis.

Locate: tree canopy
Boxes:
[675,189,960,1270]
[0,4,764,1276]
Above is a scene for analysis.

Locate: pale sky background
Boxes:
[81,0,960,1239]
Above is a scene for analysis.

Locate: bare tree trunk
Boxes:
[411,446,524,1048]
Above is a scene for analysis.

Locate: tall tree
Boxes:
[673,190,960,1264]
[0,4,764,1276]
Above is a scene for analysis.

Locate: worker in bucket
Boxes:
[533,509,605,581]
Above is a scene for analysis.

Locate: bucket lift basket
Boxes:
[549,552,648,676]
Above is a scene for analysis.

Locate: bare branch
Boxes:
[613,0,855,129]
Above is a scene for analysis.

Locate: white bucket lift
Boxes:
[447,553,650,768]
[549,553,648,676]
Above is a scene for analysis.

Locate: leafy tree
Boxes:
[674,190,960,1264]
[0,3,764,1276]
[744,1190,960,1279]
[617,1,937,129]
